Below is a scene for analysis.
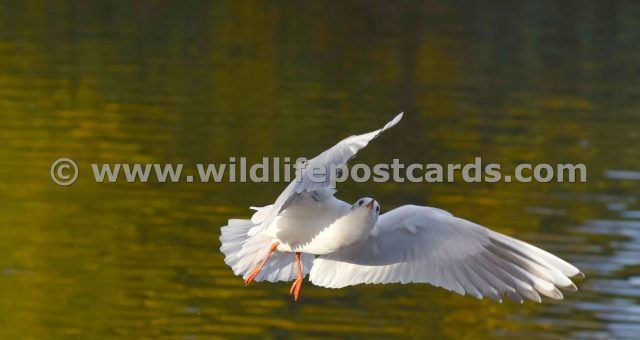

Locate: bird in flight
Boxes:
[220,113,583,302]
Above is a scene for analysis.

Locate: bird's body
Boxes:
[220,113,583,302]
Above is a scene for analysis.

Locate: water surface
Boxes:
[1,1,640,338]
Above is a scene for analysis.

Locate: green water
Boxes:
[1,1,639,338]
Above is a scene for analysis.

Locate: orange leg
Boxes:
[244,242,279,286]
[289,252,303,301]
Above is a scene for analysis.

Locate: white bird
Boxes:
[220,113,583,302]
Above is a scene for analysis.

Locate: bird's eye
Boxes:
[358,199,364,206]
[376,206,380,213]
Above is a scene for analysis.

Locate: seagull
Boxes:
[220,113,583,302]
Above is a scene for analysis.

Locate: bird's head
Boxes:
[351,197,380,226]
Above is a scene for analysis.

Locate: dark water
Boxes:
[1,1,640,338]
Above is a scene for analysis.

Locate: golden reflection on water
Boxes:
[1,1,640,338]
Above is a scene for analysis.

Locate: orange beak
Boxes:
[365,200,374,209]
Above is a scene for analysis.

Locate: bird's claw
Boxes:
[244,242,280,287]
[244,269,259,286]
[290,277,303,301]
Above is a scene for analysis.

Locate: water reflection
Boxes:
[1,0,639,338]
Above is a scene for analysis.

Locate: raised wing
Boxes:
[252,112,403,230]
[309,205,583,303]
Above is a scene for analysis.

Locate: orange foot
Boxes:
[244,266,261,287]
[290,277,303,301]
[290,252,303,301]
[244,242,279,286]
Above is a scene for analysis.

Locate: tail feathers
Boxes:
[220,219,313,282]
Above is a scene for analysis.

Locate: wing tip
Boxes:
[386,112,403,128]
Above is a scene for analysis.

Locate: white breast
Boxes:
[265,193,356,254]
[288,207,374,254]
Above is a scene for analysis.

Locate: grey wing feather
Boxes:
[252,112,403,230]
[309,205,583,302]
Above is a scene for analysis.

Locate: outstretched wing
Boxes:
[252,112,403,230]
[309,205,583,303]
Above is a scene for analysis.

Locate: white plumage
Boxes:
[220,113,583,302]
